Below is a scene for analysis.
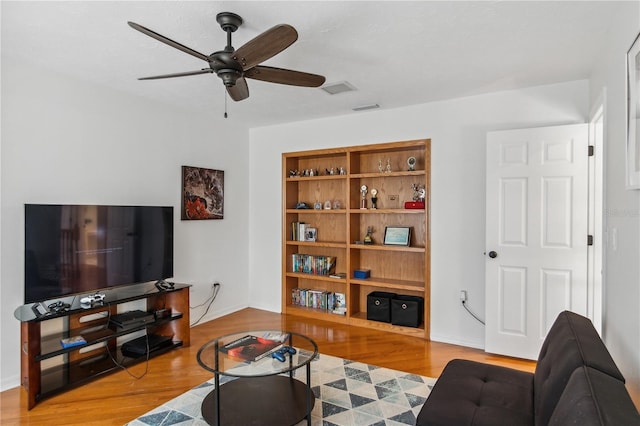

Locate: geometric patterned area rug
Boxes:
[126,353,437,426]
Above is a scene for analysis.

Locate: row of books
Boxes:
[291,288,346,315]
[292,254,336,275]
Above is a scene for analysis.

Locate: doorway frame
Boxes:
[588,88,606,333]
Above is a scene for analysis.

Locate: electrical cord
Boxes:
[462,300,485,325]
[104,304,150,380]
[190,283,220,326]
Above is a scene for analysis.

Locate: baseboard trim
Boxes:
[430,333,485,350]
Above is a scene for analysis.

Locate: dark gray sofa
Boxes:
[416,310,640,425]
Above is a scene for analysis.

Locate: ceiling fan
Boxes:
[128,12,326,102]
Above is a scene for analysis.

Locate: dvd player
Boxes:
[109,310,155,329]
[121,334,174,358]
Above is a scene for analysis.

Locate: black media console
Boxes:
[14,282,191,409]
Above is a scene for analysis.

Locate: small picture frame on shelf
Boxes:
[305,227,317,242]
[383,226,411,246]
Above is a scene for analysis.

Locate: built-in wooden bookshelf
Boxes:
[282,139,431,339]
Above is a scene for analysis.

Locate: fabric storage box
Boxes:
[391,295,424,327]
[367,291,396,323]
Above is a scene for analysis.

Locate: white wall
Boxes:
[248,80,588,348]
[0,59,251,390]
[588,1,640,398]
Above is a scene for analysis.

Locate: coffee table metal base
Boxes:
[201,375,315,426]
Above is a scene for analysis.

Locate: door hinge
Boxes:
[588,145,594,156]
[588,235,594,246]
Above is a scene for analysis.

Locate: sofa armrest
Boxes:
[548,366,640,426]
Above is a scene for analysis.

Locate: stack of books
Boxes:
[291,221,308,241]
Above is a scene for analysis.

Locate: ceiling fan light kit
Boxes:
[128,12,326,102]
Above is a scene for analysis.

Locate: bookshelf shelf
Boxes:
[282,139,430,340]
[286,240,347,249]
[349,243,425,253]
[285,305,349,323]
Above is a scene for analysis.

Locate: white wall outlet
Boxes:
[460,290,467,302]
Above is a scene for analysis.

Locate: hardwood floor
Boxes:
[1,308,536,425]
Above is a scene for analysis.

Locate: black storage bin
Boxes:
[391,295,424,327]
[367,291,397,323]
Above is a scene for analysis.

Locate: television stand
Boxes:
[14,282,191,409]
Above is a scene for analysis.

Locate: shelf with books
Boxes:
[285,304,350,323]
[282,139,430,340]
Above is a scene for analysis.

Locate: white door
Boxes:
[485,124,589,360]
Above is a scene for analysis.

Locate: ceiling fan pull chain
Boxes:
[224,90,228,118]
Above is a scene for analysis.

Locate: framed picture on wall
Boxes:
[181,166,224,220]
[626,31,640,189]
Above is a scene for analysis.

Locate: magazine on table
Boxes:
[220,333,289,362]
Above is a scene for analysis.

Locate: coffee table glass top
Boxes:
[197,330,318,377]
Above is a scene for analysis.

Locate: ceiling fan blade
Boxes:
[128,21,209,62]
[227,77,249,101]
[245,66,325,87]
[233,24,298,71]
[138,69,214,80]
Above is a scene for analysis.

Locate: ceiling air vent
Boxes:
[352,103,380,112]
[321,81,357,95]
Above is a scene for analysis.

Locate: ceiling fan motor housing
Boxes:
[208,50,244,86]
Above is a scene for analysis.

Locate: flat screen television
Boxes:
[24,204,174,304]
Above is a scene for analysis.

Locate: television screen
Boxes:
[25,204,174,303]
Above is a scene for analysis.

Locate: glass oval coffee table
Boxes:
[197,330,318,426]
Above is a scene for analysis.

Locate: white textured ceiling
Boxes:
[1,1,623,127]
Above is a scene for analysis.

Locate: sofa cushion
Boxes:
[548,366,640,425]
[415,359,534,426]
[534,310,625,426]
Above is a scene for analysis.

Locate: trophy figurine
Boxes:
[360,185,368,209]
[370,188,378,209]
[411,183,426,202]
[364,226,373,244]
[407,156,416,171]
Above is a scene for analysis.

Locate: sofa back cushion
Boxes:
[548,366,640,425]
[534,311,624,426]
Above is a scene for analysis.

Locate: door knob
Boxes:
[488,251,498,258]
